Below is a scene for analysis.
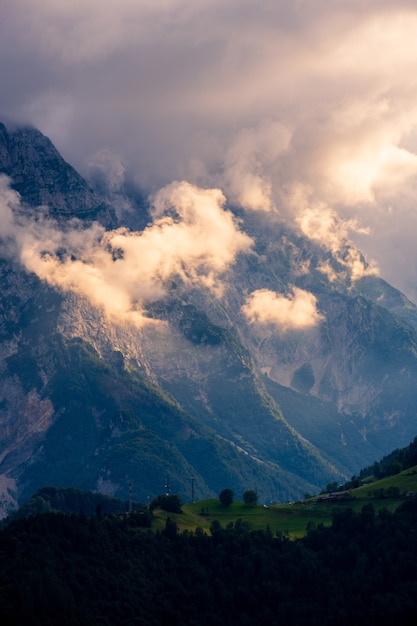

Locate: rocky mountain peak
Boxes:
[0,122,117,227]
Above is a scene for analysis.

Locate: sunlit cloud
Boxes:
[306,99,417,207]
[242,287,323,332]
[296,203,369,254]
[0,176,252,327]
[295,202,378,282]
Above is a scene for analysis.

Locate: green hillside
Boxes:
[151,465,417,538]
[11,463,417,538]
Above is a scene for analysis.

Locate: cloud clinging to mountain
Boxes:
[0,176,251,326]
[242,288,323,332]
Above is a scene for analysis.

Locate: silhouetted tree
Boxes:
[243,490,258,505]
[219,488,234,506]
[150,494,182,513]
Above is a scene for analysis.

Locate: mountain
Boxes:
[0,123,116,226]
[1,121,417,516]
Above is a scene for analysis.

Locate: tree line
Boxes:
[359,435,417,480]
[1,498,417,624]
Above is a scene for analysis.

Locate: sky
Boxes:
[2,0,417,312]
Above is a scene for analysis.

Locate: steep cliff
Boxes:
[0,122,116,226]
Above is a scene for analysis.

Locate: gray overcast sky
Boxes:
[2,0,417,302]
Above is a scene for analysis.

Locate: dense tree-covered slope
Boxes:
[1,499,417,625]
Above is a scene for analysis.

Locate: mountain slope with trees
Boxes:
[2,121,417,511]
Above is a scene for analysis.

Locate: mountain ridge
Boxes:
[1,122,417,515]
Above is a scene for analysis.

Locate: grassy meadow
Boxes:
[151,465,417,538]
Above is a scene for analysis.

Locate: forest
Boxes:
[359,435,417,480]
[1,497,417,625]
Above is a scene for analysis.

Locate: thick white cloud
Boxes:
[0,176,252,326]
[242,287,323,332]
[3,2,417,298]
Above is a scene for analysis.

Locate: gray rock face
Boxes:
[0,122,116,227]
[1,120,417,516]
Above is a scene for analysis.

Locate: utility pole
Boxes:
[129,479,133,514]
[191,477,195,503]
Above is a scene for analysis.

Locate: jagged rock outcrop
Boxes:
[0,122,116,227]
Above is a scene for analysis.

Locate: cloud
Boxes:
[87,149,126,195]
[221,120,291,212]
[295,202,365,256]
[0,176,252,326]
[86,149,134,218]
[242,287,323,332]
[294,97,417,207]
[292,192,379,283]
[3,2,417,298]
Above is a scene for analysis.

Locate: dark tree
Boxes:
[243,489,258,505]
[162,516,179,539]
[219,488,234,506]
[150,494,182,513]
